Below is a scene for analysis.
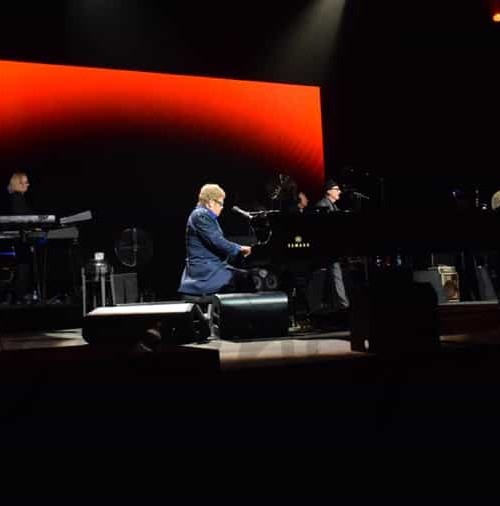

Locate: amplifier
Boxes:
[413,265,460,303]
[430,265,460,303]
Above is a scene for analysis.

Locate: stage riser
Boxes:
[0,304,82,332]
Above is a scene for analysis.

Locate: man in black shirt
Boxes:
[315,179,350,312]
[7,171,31,214]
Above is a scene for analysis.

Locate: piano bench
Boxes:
[180,294,219,339]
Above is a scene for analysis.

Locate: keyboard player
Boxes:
[4,171,34,303]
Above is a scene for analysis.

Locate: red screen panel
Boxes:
[0,60,324,189]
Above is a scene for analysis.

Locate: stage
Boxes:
[1,300,500,450]
[1,299,500,364]
[0,326,356,365]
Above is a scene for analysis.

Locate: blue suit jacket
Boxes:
[178,205,242,295]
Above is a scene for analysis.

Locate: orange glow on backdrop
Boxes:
[0,60,324,187]
[493,12,500,22]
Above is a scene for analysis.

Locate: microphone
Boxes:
[352,191,370,200]
[250,209,280,216]
[231,206,253,220]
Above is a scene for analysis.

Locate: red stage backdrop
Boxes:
[0,60,324,189]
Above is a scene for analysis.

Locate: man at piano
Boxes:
[178,183,253,297]
[5,171,33,303]
[315,179,350,312]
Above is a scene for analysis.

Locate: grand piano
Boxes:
[237,207,500,306]
[247,208,500,260]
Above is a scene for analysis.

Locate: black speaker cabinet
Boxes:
[476,265,497,301]
[305,268,328,314]
[112,272,139,304]
[413,267,460,303]
[82,302,209,347]
[350,277,440,354]
[413,269,447,304]
[213,291,289,340]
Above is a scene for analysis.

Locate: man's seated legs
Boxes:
[218,267,257,294]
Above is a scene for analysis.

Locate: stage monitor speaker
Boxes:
[82,302,209,348]
[413,266,460,303]
[213,291,289,340]
[350,278,440,354]
[476,265,497,301]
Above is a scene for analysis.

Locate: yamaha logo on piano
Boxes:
[287,235,311,249]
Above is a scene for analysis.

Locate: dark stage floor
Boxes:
[1,300,500,450]
[1,300,500,367]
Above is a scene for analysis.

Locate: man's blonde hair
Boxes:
[492,190,500,211]
[7,171,28,194]
[198,184,225,205]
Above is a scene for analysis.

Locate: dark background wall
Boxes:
[0,0,499,298]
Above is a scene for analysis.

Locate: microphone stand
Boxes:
[379,177,385,209]
[248,210,279,246]
[248,210,281,218]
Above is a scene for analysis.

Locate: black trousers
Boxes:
[12,242,33,303]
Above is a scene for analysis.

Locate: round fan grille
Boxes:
[114,228,153,268]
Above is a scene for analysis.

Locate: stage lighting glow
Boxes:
[493,12,500,22]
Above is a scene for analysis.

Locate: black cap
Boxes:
[324,179,339,192]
